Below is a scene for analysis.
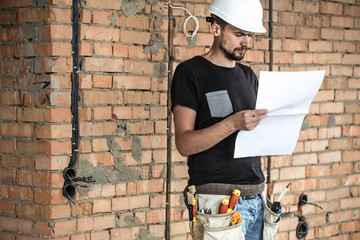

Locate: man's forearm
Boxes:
[173,105,268,157]
[175,117,236,156]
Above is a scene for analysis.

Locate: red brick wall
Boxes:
[0,0,359,239]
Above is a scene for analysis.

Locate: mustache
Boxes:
[234,46,248,52]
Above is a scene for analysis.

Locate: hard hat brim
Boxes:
[207,7,267,33]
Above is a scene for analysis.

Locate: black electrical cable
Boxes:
[62,0,94,204]
[62,0,80,204]
[69,0,80,168]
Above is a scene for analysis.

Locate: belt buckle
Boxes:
[241,194,259,200]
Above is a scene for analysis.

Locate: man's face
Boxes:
[218,24,254,61]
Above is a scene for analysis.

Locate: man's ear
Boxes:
[210,23,221,37]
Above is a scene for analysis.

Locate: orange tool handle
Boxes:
[192,199,196,222]
[227,189,241,213]
[231,212,242,225]
[219,198,229,214]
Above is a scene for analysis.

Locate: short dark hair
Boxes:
[209,14,228,29]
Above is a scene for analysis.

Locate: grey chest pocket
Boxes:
[206,90,233,118]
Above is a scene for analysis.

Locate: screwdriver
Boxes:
[227,189,241,213]
[192,199,197,222]
[219,198,229,214]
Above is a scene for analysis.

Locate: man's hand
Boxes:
[228,109,268,131]
[173,105,268,156]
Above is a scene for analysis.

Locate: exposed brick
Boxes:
[272,0,293,11]
[334,41,355,53]
[273,26,296,38]
[305,15,331,28]
[342,174,360,187]
[294,1,319,13]
[329,139,354,150]
[83,57,123,73]
[94,42,112,56]
[327,188,350,202]
[0,216,32,234]
[321,29,344,40]
[81,25,120,41]
[329,211,352,223]
[320,2,343,15]
[296,27,321,39]
[341,220,360,233]
[86,0,123,10]
[0,232,14,240]
[83,91,123,105]
[316,224,340,238]
[309,41,332,52]
[0,185,34,201]
[0,139,16,153]
[332,16,354,28]
[344,5,360,17]
[93,199,111,213]
[115,14,151,30]
[112,195,149,211]
[318,151,342,163]
[1,155,33,169]
[113,75,151,90]
[123,60,154,75]
[0,0,32,8]
[342,151,360,162]
[320,102,344,113]
[318,177,342,189]
[119,30,151,45]
[279,12,305,25]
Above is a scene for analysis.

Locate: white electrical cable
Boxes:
[169,3,199,39]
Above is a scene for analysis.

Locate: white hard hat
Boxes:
[207,0,267,33]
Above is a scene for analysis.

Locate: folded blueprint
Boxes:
[234,70,325,158]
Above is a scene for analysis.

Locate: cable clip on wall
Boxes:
[168,1,199,39]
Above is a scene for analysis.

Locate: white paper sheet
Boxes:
[234,70,325,158]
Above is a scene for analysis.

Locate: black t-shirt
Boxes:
[171,56,265,186]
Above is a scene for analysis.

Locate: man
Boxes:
[171,0,269,239]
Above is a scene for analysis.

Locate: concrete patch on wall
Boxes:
[117,121,130,138]
[75,137,141,195]
[136,228,151,240]
[154,62,167,78]
[328,115,336,127]
[301,118,310,131]
[121,0,144,16]
[124,215,143,227]
[145,31,164,54]
[187,35,197,47]
[146,0,159,5]
[132,136,142,162]
[177,194,187,213]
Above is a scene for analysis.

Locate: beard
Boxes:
[219,42,247,61]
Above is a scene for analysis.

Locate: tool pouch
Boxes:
[261,192,281,240]
[189,194,244,240]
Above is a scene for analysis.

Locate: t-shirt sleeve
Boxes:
[170,63,198,112]
[252,71,259,96]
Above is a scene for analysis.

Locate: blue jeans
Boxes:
[235,195,264,240]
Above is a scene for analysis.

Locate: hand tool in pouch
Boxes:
[271,182,291,214]
[219,198,229,214]
[231,212,242,226]
[192,199,197,222]
[227,189,241,213]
